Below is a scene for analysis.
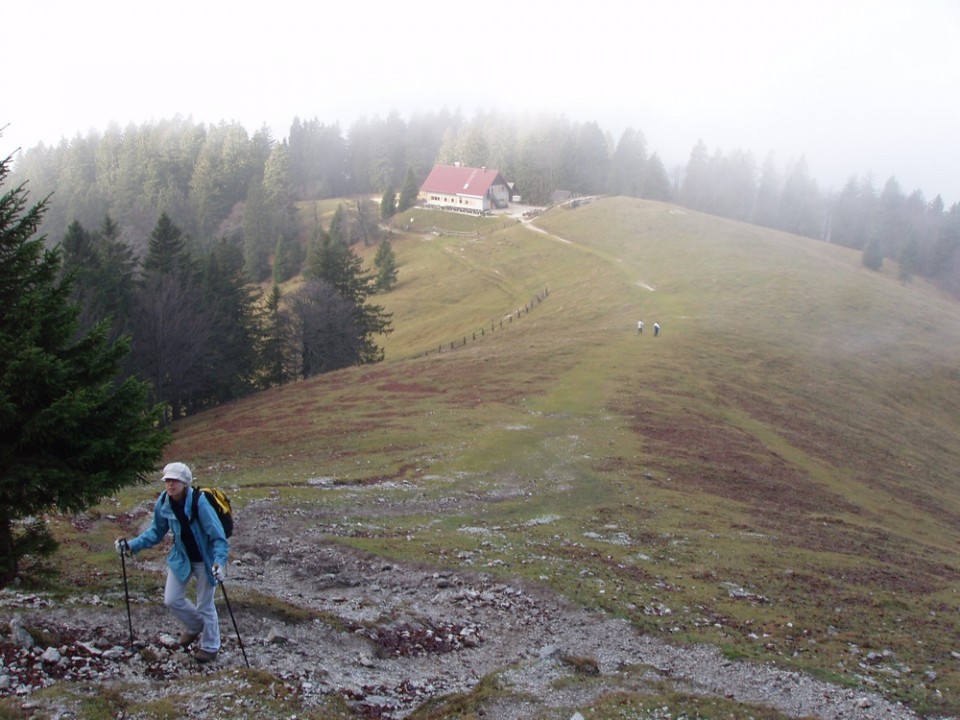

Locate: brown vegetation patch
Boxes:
[867,479,960,534]
[345,620,481,658]
[722,386,911,491]
[630,409,850,514]
[825,565,935,594]
[593,455,631,473]
[377,382,446,394]
[767,570,839,597]
[759,520,960,596]
[428,364,549,406]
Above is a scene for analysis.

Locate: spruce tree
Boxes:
[374,238,399,292]
[60,220,100,332]
[0,152,168,585]
[380,185,396,220]
[93,214,137,343]
[306,232,392,365]
[899,238,919,281]
[143,211,189,274]
[242,175,271,281]
[59,215,137,342]
[606,127,646,197]
[262,284,293,387]
[863,237,884,270]
[329,204,348,245]
[397,168,419,213]
[199,237,264,404]
[273,235,290,284]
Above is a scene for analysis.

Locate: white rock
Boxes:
[539,645,560,660]
[266,627,289,645]
[9,618,34,649]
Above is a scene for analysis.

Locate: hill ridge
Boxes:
[22,196,960,718]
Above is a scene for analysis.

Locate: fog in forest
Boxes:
[6,0,959,205]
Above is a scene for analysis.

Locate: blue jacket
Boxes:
[128,487,229,585]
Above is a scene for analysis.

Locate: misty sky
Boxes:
[6,0,959,205]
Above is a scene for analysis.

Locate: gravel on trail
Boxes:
[0,498,946,720]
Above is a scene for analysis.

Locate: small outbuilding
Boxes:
[419,164,513,215]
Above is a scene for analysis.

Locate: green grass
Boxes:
[40,197,960,717]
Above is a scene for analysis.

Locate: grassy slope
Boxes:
[105,198,960,714]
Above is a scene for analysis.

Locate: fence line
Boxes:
[416,221,517,238]
[427,227,481,238]
[414,287,550,359]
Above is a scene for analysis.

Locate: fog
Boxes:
[6,0,959,204]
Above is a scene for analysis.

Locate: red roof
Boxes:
[420,165,508,197]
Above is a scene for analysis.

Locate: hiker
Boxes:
[653,322,660,337]
[637,320,644,335]
[115,462,229,664]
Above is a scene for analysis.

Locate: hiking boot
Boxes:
[194,648,218,664]
[178,630,201,648]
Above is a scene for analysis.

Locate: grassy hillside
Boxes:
[59,197,960,715]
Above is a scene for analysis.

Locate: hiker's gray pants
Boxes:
[164,562,221,653]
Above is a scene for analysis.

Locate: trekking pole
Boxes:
[119,543,135,646]
[219,581,250,668]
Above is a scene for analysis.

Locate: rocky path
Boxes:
[0,499,942,719]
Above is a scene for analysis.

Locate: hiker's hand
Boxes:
[114,538,129,556]
[212,563,225,582]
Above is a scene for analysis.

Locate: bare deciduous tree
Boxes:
[288,280,362,378]
[128,273,216,423]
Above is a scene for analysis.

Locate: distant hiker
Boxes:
[637,320,644,335]
[115,462,229,664]
[653,322,660,337]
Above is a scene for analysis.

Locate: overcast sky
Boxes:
[6,0,959,205]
